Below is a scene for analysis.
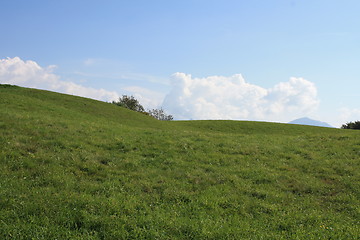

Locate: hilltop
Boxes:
[1,85,359,239]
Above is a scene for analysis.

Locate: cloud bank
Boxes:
[0,57,119,102]
[1,58,321,123]
[163,73,319,122]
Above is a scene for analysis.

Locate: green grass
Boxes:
[1,84,360,239]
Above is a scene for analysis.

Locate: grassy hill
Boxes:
[1,84,359,239]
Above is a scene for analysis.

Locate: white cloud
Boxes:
[0,58,322,122]
[162,73,319,122]
[0,57,119,102]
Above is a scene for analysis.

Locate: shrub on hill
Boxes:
[148,108,173,121]
[341,120,360,130]
[112,95,146,113]
[112,95,173,120]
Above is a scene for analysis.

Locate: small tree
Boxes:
[112,95,173,120]
[341,121,360,130]
[148,108,173,121]
[112,95,145,113]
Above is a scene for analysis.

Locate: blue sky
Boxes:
[1,0,360,127]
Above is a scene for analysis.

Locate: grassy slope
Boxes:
[1,85,359,239]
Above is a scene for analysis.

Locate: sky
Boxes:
[1,0,360,127]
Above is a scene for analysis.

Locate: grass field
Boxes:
[1,84,359,239]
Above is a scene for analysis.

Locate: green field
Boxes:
[1,84,359,239]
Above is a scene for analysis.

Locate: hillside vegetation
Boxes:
[1,85,359,239]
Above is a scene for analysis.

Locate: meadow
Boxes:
[1,84,359,239]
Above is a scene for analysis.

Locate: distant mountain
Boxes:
[288,117,333,128]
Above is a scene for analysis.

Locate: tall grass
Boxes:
[1,85,359,239]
